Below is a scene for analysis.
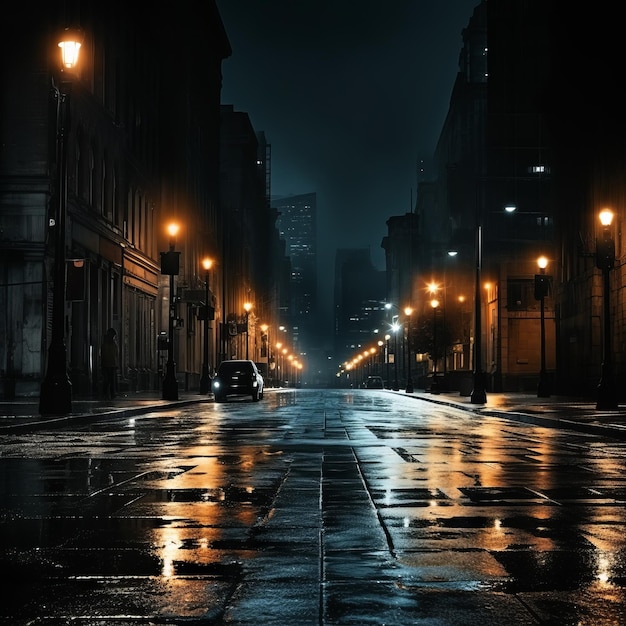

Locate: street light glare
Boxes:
[537,256,548,270]
[167,223,179,237]
[58,29,83,69]
[599,208,614,226]
[427,281,439,295]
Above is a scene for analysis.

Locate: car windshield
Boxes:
[218,362,253,376]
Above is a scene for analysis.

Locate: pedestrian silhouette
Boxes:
[101,328,118,399]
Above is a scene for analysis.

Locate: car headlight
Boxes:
[212,380,221,390]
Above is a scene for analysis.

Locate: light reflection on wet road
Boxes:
[1,388,626,624]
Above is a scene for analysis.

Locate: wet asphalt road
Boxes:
[1,388,626,625]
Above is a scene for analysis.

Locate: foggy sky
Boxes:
[216,0,480,315]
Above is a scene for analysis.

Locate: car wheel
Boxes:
[215,393,226,403]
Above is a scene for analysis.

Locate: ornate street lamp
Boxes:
[535,256,551,398]
[40,28,83,415]
[596,208,618,410]
[404,306,414,393]
[275,341,282,386]
[161,223,180,401]
[471,225,487,404]
[199,258,213,394]
[430,298,440,394]
[243,302,252,359]
[260,324,270,385]
[282,348,288,385]
[392,320,400,391]
[384,333,391,389]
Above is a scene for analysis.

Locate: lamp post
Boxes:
[40,29,83,416]
[392,321,400,390]
[430,298,440,394]
[161,223,180,401]
[535,256,551,398]
[260,324,270,384]
[470,225,487,404]
[404,306,414,393]
[596,208,618,410]
[243,302,252,359]
[377,339,383,379]
[275,342,282,386]
[199,258,213,394]
[384,334,391,389]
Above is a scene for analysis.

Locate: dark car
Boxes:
[212,359,264,402]
[365,375,384,389]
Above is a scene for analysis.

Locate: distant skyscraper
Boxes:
[273,192,318,354]
[334,248,386,364]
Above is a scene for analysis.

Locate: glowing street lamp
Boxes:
[199,258,213,394]
[471,224,487,404]
[243,302,252,359]
[535,256,551,398]
[260,323,270,384]
[430,298,440,394]
[275,341,282,385]
[161,222,180,401]
[391,320,400,391]
[404,306,414,393]
[39,28,84,415]
[384,333,391,389]
[596,208,618,409]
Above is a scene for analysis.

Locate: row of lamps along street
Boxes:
[340,206,617,407]
[35,28,618,411]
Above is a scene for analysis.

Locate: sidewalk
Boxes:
[403,388,626,440]
[0,391,214,433]
[1,387,626,439]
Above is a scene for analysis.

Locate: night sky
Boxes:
[217,0,480,316]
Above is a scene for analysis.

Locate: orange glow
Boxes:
[58,28,83,69]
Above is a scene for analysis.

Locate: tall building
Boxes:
[0,1,230,400]
[334,248,386,367]
[274,192,318,354]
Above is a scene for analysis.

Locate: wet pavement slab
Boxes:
[2,389,626,623]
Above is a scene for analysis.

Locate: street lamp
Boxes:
[404,306,414,393]
[430,298,440,394]
[274,342,281,385]
[260,324,270,385]
[40,28,83,416]
[391,320,400,390]
[384,333,391,389]
[535,256,551,398]
[199,258,213,394]
[470,224,487,404]
[596,208,618,410]
[161,222,180,401]
[243,302,252,359]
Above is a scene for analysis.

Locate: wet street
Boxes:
[1,388,626,625]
